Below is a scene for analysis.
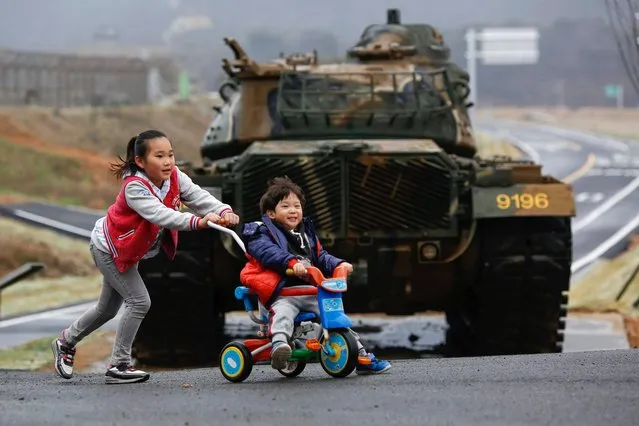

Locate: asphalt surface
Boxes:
[1,350,637,426]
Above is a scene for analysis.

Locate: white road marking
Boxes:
[572,175,639,232]
[11,209,92,238]
[575,192,605,203]
[525,123,630,152]
[496,131,542,163]
[571,212,639,273]
[588,168,639,177]
[32,201,105,216]
[0,302,95,329]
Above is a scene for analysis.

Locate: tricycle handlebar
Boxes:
[207,221,350,284]
[285,264,350,285]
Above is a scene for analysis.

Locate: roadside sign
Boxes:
[477,28,540,65]
[605,84,621,98]
[604,84,624,108]
[178,71,191,101]
[465,27,540,108]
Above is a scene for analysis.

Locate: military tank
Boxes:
[133,9,575,365]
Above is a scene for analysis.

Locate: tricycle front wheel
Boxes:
[319,329,358,378]
[219,342,253,383]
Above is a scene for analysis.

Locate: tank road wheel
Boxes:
[446,217,572,356]
[219,342,253,383]
[319,330,359,378]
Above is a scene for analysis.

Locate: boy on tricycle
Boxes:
[238,176,391,375]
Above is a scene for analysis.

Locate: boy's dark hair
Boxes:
[109,129,169,180]
[259,176,306,214]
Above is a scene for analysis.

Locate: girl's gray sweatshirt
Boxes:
[91,167,231,258]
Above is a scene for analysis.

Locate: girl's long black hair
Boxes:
[110,129,168,180]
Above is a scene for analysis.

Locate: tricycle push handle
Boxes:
[208,221,246,253]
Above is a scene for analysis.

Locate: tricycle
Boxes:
[208,222,368,383]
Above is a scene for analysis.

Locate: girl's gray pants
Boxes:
[63,243,151,367]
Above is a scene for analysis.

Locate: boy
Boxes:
[239,176,391,375]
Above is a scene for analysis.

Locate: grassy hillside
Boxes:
[0,103,215,208]
[0,216,101,317]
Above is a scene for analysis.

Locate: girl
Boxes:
[51,129,239,385]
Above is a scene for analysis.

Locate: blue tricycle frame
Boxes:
[208,222,362,383]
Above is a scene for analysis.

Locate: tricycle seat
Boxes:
[295,312,317,324]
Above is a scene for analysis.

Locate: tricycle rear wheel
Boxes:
[278,361,307,378]
[219,342,253,383]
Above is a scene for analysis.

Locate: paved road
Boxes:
[1,350,637,426]
[0,202,102,239]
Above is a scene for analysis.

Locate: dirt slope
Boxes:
[0,103,215,208]
[483,107,639,140]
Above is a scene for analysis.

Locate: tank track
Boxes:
[445,216,572,356]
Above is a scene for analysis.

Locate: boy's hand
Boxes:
[221,211,240,227]
[196,212,222,229]
[340,262,354,273]
[292,262,308,278]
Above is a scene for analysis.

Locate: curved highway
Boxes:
[479,119,639,275]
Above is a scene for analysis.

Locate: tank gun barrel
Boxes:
[221,37,318,78]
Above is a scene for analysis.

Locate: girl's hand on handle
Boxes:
[221,211,240,227]
[197,212,222,229]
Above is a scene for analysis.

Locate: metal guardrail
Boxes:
[0,263,45,320]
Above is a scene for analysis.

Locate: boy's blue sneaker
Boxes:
[356,353,391,375]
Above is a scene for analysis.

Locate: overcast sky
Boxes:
[0,0,605,52]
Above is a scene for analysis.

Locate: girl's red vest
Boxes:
[103,168,181,273]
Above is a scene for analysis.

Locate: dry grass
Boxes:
[0,217,95,278]
[0,217,101,317]
[570,244,639,348]
[1,275,102,318]
[0,103,214,163]
[482,107,639,141]
[570,245,639,316]
[475,131,523,159]
[0,330,115,371]
[0,103,216,209]
[0,137,116,208]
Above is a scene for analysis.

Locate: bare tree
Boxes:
[605,0,639,94]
